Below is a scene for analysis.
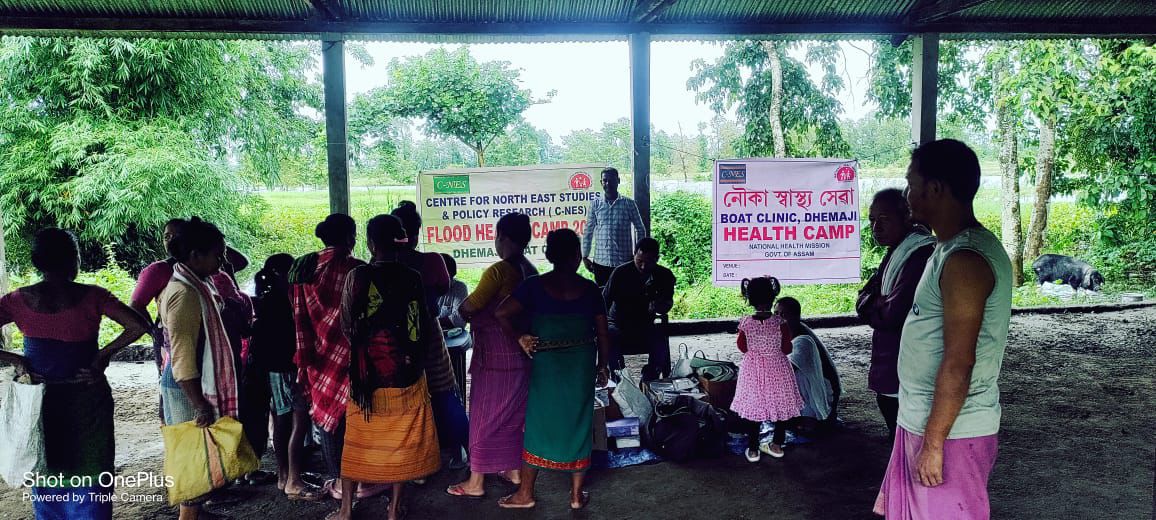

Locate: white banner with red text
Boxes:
[712,158,861,286]
[416,164,602,267]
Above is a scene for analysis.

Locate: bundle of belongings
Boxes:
[638,346,742,462]
[593,346,745,466]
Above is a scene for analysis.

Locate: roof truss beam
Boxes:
[631,0,679,23]
[1,16,1154,39]
[309,0,344,21]
[908,0,997,23]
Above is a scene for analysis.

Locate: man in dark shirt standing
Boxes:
[856,188,935,441]
[603,238,676,380]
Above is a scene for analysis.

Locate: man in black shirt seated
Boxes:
[603,238,676,381]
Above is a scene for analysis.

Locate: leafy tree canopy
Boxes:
[688,41,849,158]
[380,47,550,166]
[0,37,317,271]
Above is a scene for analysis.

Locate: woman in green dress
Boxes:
[495,228,610,511]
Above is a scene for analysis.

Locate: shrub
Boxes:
[652,191,713,287]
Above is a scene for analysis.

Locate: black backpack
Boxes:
[640,395,729,462]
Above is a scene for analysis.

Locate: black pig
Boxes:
[1032,254,1104,292]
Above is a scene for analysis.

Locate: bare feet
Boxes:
[570,490,591,510]
[497,493,536,509]
[498,470,521,485]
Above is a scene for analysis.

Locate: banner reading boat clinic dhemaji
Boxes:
[417,164,602,266]
[713,158,861,286]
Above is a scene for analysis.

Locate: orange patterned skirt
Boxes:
[340,377,441,483]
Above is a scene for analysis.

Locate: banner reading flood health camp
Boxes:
[417,164,603,267]
[712,158,861,286]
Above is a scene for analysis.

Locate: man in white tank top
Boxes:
[873,139,1012,520]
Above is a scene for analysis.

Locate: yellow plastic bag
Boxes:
[161,416,259,505]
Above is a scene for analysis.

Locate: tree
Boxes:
[1008,40,1086,263]
[0,37,318,272]
[688,41,849,158]
[988,43,1025,284]
[559,118,633,172]
[486,119,559,167]
[867,39,986,130]
[381,47,550,167]
[1066,41,1156,274]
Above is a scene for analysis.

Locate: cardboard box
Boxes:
[613,435,641,449]
[606,417,640,438]
[592,405,608,451]
[698,375,737,410]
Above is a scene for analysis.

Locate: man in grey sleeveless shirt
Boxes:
[873,139,1012,520]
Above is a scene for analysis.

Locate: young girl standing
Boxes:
[730,276,805,462]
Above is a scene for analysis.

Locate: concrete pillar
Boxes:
[322,37,350,215]
[629,32,652,233]
[911,33,940,145]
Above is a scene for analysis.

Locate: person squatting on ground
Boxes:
[778,297,841,430]
[873,139,1012,520]
[730,276,804,463]
[602,237,676,380]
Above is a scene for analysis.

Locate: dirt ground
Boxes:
[1,306,1154,519]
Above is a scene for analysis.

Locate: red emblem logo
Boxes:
[835,165,856,182]
[570,172,592,190]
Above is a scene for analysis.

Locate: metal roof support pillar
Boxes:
[630,32,651,233]
[322,36,350,215]
[911,33,939,145]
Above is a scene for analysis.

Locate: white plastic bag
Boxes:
[612,370,653,425]
[0,380,46,487]
[671,343,694,378]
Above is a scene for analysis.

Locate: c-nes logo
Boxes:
[835,165,856,182]
[718,164,747,184]
[433,175,471,194]
[569,172,592,190]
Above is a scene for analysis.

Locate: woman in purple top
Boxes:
[856,189,935,441]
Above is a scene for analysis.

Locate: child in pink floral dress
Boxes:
[730,276,805,462]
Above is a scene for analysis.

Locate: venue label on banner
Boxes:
[417,164,603,266]
[712,159,861,286]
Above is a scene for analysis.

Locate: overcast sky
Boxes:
[344,40,879,139]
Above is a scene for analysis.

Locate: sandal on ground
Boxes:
[285,486,324,502]
[759,443,785,458]
[744,448,761,463]
[570,491,591,510]
[445,484,485,499]
[497,494,536,509]
[322,479,342,500]
[245,470,277,486]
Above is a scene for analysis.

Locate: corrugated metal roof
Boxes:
[0,0,1152,40]
[0,0,312,20]
[955,0,1155,21]
[345,0,631,23]
[659,0,917,24]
